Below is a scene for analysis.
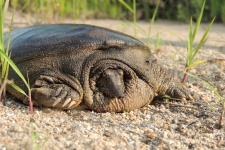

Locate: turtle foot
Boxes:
[31,74,82,109]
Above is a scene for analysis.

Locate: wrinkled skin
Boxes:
[4,24,193,112]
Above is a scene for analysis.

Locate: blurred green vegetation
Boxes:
[9,0,225,23]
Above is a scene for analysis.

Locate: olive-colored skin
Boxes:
[4,24,193,112]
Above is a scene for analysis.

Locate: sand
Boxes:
[1,10,225,150]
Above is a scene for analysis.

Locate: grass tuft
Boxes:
[118,0,137,36]
[119,0,160,50]
[0,0,33,112]
[181,0,215,83]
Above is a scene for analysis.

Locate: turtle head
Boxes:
[97,68,125,98]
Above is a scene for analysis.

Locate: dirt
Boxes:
[1,10,225,150]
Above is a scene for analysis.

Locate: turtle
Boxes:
[3,24,193,112]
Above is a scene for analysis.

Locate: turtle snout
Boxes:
[110,84,125,98]
[97,68,125,98]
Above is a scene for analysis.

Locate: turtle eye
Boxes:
[145,57,151,64]
[146,57,157,64]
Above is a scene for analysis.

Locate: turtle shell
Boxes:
[4,24,148,63]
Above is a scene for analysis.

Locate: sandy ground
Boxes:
[1,11,225,150]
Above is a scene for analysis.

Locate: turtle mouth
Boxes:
[83,59,153,112]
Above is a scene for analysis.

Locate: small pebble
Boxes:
[192,82,198,86]
[217,84,225,90]
[163,123,169,130]
[177,124,187,134]
[144,130,155,140]
[159,105,165,113]
[42,108,52,113]
[194,121,202,128]
[30,117,35,123]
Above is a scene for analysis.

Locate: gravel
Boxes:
[1,11,225,150]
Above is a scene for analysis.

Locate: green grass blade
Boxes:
[0,0,10,78]
[187,17,193,66]
[148,2,159,39]
[1,5,14,81]
[199,79,223,100]
[192,17,215,59]
[161,94,171,99]
[208,105,217,111]
[192,0,205,40]
[9,82,27,96]
[3,0,10,21]
[132,0,137,36]
[188,59,207,70]
[118,0,134,13]
[0,50,30,89]
[5,9,14,56]
[0,0,4,51]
